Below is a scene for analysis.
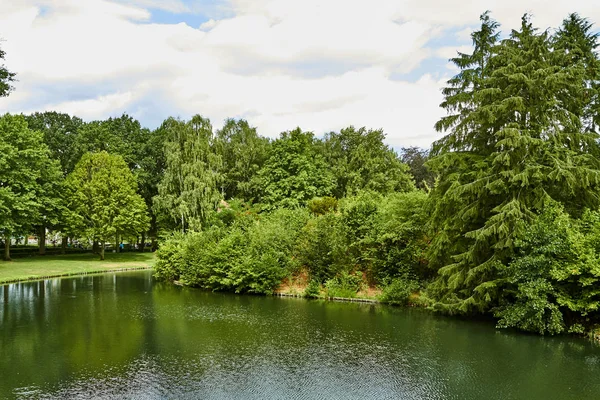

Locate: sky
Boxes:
[0,0,599,148]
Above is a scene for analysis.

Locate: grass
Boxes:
[0,252,156,284]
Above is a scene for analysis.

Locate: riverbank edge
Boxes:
[0,266,153,285]
[274,292,379,303]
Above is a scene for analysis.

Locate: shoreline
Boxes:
[274,292,379,303]
[0,266,154,285]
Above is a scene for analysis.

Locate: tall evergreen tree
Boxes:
[427,13,600,314]
[554,13,600,132]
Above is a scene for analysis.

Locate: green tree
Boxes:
[24,112,83,254]
[400,147,435,189]
[0,114,59,260]
[214,118,270,201]
[154,115,222,232]
[496,203,600,335]
[64,151,149,260]
[73,114,147,171]
[427,13,600,314]
[0,42,16,97]
[136,126,167,249]
[553,13,600,132]
[257,128,334,208]
[322,126,414,198]
[24,112,83,176]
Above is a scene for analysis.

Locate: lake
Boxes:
[1,269,599,399]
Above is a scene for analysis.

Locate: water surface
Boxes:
[1,270,599,399]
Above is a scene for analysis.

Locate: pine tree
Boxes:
[554,13,600,132]
[427,14,600,314]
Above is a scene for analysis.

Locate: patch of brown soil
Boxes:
[276,269,310,295]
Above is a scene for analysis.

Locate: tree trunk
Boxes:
[39,226,46,256]
[93,240,99,254]
[61,236,67,255]
[140,232,146,253]
[100,241,105,261]
[3,236,11,261]
[115,233,120,253]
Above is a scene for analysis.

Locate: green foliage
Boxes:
[214,119,270,201]
[257,128,335,209]
[307,196,338,215]
[153,235,185,281]
[367,191,430,283]
[0,43,16,97]
[495,203,600,335]
[303,279,321,298]
[324,271,365,298]
[427,12,600,315]
[400,147,435,190]
[73,114,147,172]
[155,208,309,294]
[24,112,83,176]
[0,114,60,260]
[379,278,420,306]
[322,126,414,197]
[64,151,149,259]
[294,212,344,283]
[154,115,222,231]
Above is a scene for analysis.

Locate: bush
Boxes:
[155,208,309,295]
[304,279,321,298]
[153,235,185,281]
[368,191,429,283]
[307,196,338,215]
[325,271,365,298]
[294,213,345,282]
[379,278,420,306]
[495,203,600,335]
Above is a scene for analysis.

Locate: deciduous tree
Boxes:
[64,151,149,260]
[0,114,59,260]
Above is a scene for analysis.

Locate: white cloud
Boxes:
[119,0,190,14]
[0,0,599,148]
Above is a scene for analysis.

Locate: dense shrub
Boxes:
[379,278,420,306]
[293,212,346,283]
[153,234,185,281]
[325,271,365,298]
[303,279,321,298]
[368,191,429,283]
[495,203,600,335]
[307,196,338,215]
[155,208,309,294]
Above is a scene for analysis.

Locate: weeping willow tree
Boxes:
[153,115,222,232]
[427,12,600,314]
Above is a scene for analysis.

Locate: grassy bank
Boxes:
[0,252,155,284]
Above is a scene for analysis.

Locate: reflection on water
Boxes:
[1,270,599,399]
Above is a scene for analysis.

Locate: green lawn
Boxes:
[0,252,156,284]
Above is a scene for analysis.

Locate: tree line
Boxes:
[0,108,427,260]
[155,11,600,338]
[2,11,600,337]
